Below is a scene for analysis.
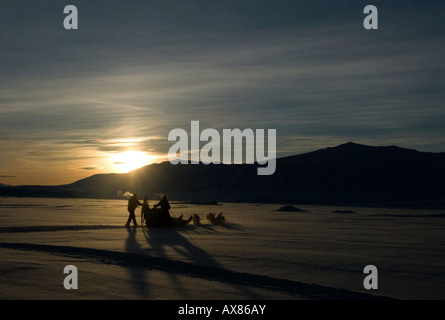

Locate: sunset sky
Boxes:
[1,0,444,185]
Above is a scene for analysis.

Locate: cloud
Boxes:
[1,0,444,184]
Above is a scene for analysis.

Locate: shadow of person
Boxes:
[125,226,149,298]
[142,226,257,299]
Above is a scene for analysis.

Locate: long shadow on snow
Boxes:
[0,241,394,300]
[140,225,259,299]
[125,226,150,298]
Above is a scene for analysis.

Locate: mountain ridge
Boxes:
[2,142,445,209]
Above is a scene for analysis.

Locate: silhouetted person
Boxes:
[153,195,173,226]
[126,193,142,227]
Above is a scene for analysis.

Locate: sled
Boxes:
[141,207,192,228]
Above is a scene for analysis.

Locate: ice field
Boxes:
[1,197,444,300]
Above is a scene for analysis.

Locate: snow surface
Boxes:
[1,197,444,300]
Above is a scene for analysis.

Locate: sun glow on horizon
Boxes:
[110,151,155,173]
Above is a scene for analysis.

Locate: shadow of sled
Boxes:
[142,208,192,228]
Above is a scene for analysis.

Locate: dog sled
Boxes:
[141,207,192,227]
[141,209,226,228]
[139,195,225,227]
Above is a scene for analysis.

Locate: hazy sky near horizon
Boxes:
[1,0,444,185]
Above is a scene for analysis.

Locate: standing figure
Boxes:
[126,193,142,227]
[153,195,173,226]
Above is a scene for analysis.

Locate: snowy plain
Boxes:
[0,197,444,300]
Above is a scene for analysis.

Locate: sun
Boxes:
[111,151,153,173]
